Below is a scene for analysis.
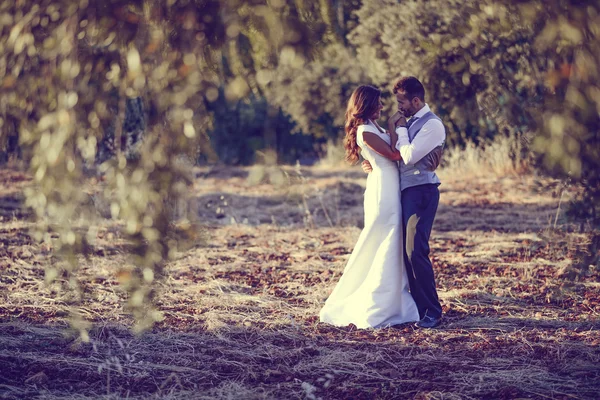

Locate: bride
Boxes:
[319,85,419,329]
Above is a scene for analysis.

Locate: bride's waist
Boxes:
[367,166,399,181]
[370,162,399,172]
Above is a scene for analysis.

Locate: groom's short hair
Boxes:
[393,77,425,102]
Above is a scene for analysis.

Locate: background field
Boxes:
[1,155,599,399]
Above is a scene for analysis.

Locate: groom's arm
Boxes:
[395,120,445,165]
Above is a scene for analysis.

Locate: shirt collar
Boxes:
[413,103,431,119]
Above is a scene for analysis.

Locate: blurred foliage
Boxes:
[344,0,541,145]
[1,0,219,334]
[0,115,20,162]
[205,89,318,165]
[0,0,348,334]
[206,0,360,161]
[167,0,359,161]
[266,43,368,139]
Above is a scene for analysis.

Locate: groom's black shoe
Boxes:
[415,315,442,329]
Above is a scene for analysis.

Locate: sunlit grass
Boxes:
[439,133,529,179]
[1,161,598,399]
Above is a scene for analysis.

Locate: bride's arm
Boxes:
[388,128,400,161]
[362,132,401,161]
[387,112,405,161]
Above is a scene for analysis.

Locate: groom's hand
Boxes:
[361,160,373,173]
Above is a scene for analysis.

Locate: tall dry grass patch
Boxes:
[439,134,529,179]
[316,140,347,168]
[317,132,529,179]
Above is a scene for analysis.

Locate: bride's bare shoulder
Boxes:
[357,123,378,134]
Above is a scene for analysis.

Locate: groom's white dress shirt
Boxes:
[395,104,445,165]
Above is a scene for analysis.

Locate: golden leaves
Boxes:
[2,75,16,88]
[447,59,467,74]
[114,5,141,25]
[225,76,250,101]
[126,46,141,79]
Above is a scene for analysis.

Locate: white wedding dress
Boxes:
[319,121,419,328]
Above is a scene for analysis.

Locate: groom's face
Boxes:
[395,92,416,117]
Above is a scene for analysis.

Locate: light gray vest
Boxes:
[399,111,445,191]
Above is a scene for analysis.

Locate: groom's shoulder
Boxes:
[424,112,446,136]
[426,110,444,125]
[426,110,443,122]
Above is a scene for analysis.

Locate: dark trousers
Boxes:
[401,184,442,319]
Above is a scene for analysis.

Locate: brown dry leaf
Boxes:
[116,269,132,284]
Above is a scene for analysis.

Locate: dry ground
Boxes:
[0,164,599,399]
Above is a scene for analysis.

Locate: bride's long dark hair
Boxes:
[344,85,381,164]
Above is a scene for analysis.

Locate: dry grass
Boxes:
[0,153,599,399]
[439,134,529,179]
[316,140,347,169]
[318,132,529,179]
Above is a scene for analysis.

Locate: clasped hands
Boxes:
[388,112,407,130]
[361,112,407,173]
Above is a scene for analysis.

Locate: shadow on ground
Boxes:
[0,316,598,400]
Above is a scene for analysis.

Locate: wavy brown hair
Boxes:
[344,85,381,164]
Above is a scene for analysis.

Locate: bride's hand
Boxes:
[361,160,373,173]
[388,112,406,131]
[388,112,402,127]
[396,115,407,128]
[389,112,407,128]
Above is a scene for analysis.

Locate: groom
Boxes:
[362,76,445,328]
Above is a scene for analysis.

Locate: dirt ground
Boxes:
[0,165,599,399]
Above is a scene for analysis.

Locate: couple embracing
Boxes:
[320,77,445,329]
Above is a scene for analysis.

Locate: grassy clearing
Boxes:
[0,144,599,399]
